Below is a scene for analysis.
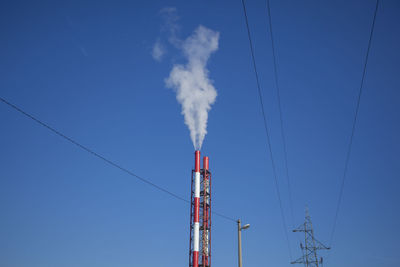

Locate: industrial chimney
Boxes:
[189,151,211,267]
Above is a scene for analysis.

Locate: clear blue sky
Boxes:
[1,0,399,266]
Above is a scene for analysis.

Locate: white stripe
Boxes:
[194,222,200,251]
[194,172,200,198]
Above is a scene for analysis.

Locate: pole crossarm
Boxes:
[290,256,305,264]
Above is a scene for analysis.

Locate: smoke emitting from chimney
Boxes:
[166,25,219,150]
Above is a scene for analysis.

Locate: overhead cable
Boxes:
[265,0,296,227]
[329,0,380,246]
[0,96,237,223]
[241,0,293,260]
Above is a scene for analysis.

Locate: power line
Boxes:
[0,96,237,223]
[241,0,293,260]
[265,0,295,227]
[329,0,380,246]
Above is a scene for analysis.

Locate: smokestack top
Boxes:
[195,150,201,172]
[203,156,209,171]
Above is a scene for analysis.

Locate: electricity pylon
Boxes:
[291,207,330,267]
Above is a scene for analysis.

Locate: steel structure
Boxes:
[291,208,330,267]
[189,151,212,267]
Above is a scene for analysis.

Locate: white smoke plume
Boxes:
[159,7,181,47]
[152,40,165,61]
[166,25,219,150]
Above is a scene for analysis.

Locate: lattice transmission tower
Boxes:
[291,207,330,267]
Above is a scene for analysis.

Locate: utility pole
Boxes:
[291,207,330,267]
[237,219,250,267]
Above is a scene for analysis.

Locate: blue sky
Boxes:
[1,0,399,266]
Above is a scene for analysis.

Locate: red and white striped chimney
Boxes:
[193,150,201,267]
[203,156,210,266]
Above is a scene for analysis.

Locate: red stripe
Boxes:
[193,251,199,267]
[203,156,209,170]
[195,151,200,172]
[194,197,200,222]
